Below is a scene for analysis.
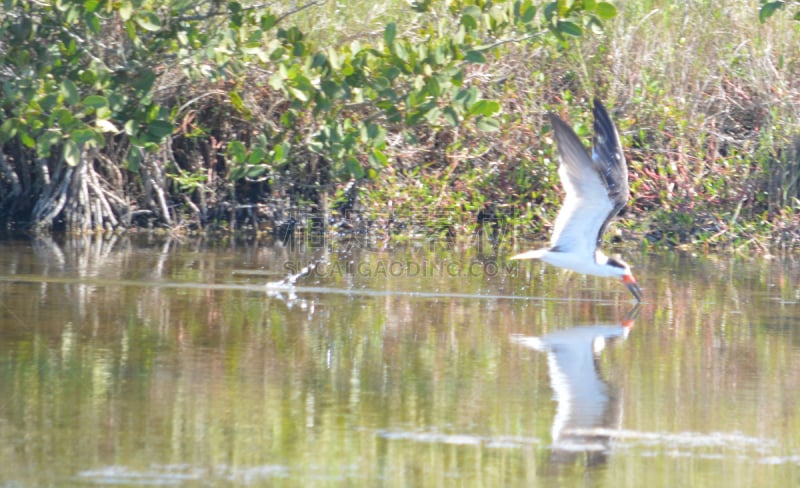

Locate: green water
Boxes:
[0,235,798,487]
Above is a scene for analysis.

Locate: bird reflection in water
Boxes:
[512,305,640,472]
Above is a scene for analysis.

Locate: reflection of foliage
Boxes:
[2,238,800,484]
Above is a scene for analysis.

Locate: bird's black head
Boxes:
[606,256,628,270]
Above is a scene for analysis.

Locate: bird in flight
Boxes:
[511,99,642,302]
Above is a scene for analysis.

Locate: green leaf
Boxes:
[759,1,784,23]
[124,19,137,41]
[423,106,441,124]
[36,131,62,157]
[311,52,329,71]
[455,86,480,108]
[53,109,76,129]
[20,131,35,149]
[476,116,501,132]
[96,119,119,133]
[72,128,100,147]
[596,2,618,19]
[229,166,246,181]
[543,2,557,21]
[61,80,79,105]
[85,11,101,34]
[461,13,478,30]
[96,106,112,120]
[384,22,396,46]
[321,80,344,100]
[229,1,243,27]
[126,147,142,172]
[135,12,162,32]
[82,95,108,109]
[272,143,285,163]
[261,13,277,30]
[462,6,482,20]
[426,76,442,97]
[85,0,101,13]
[123,119,137,136]
[557,20,583,37]
[288,86,309,102]
[146,120,173,140]
[344,156,364,179]
[465,50,487,63]
[228,140,247,163]
[133,70,157,95]
[393,42,408,62]
[119,1,133,21]
[366,123,386,147]
[520,2,536,23]
[0,119,18,144]
[248,147,267,164]
[39,94,59,113]
[443,106,459,126]
[246,165,267,179]
[269,73,284,91]
[63,140,81,166]
[230,92,244,112]
[368,149,389,168]
[410,0,432,13]
[468,100,501,117]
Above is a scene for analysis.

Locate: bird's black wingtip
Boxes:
[546,111,573,136]
[593,97,609,117]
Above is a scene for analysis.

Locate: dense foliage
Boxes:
[1,0,800,252]
[0,0,614,233]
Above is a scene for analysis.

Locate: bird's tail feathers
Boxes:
[510,334,546,351]
[510,248,548,260]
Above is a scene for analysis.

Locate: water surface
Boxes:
[0,235,798,486]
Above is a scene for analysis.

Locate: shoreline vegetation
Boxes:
[1,1,800,253]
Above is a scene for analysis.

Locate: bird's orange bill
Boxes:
[622,274,643,302]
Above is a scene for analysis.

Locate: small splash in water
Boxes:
[265,256,329,290]
[264,257,328,310]
[266,259,320,288]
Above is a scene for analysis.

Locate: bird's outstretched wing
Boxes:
[547,99,630,257]
[591,98,629,245]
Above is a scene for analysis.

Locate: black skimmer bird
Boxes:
[512,99,642,302]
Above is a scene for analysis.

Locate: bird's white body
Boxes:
[512,99,642,300]
[513,248,623,278]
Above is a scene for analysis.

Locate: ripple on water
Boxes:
[376,428,799,466]
[76,464,290,485]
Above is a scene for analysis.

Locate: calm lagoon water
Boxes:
[0,235,798,487]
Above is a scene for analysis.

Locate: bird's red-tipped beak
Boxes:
[622,274,643,302]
